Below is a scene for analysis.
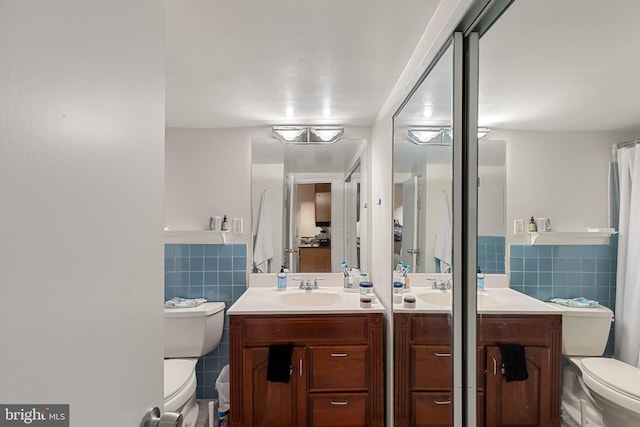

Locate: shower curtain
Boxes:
[614,144,640,367]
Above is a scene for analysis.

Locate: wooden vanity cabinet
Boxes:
[229,313,384,427]
[394,313,562,427]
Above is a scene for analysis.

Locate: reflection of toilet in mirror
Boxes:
[549,302,640,427]
[164,302,225,426]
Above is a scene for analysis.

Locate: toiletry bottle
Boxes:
[221,215,229,231]
[403,265,411,291]
[528,216,537,232]
[476,266,485,290]
[277,266,287,291]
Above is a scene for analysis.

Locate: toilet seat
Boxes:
[164,358,197,412]
[581,357,640,414]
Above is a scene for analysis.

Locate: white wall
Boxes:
[499,129,634,249]
[297,184,322,237]
[478,164,506,236]
[165,127,266,244]
[0,1,165,425]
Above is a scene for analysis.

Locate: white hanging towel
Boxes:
[434,190,452,272]
[253,190,274,273]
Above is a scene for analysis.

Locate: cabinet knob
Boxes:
[330,401,349,406]
[330,353,348,357]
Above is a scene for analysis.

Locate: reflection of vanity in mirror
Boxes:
[251,136,366,274]
[392,32,560,426]
[390,0,638,424]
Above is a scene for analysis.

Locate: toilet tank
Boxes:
[164,302,225,358]
[548,303,613,356]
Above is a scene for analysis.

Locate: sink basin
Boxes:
[415,290,509,309]
[275,291,342,307]
[417,291,452,307]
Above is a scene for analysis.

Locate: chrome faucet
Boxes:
[299,278,320,291]
[427,277,452,290]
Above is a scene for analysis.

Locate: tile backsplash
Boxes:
[478,236,506,274]
[510,236,617,356]
[509,235,617,309]
[164,243,247,399]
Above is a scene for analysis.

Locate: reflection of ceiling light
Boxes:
[477,128,490,141]
[272,126,344,144]
[309,127,344,143]
[272,126,308,143]
[407,127,451,146]
[407,126,490,145]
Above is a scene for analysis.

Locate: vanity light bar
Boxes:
[272,126,344,144]
[407,127,490,145]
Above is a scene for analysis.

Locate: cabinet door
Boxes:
[315,191,331,224]
[485,346,547,427]
[244,346,307,427]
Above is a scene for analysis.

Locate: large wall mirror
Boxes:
[393,0,640,425]
[393,40,506,275]
[251,137,366,274]
[393,40,453,274]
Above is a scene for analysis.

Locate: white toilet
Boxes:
[164,302,225,427]
[550,302,640,427]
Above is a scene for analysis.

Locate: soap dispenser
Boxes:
[476,266,485,290]
[277,266,287,291]
[528,216,537,232]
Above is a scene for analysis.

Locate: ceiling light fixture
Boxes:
[272,126,344,144]
[408,126,491,145]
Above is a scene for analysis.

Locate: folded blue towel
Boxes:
[550,297,599,308]
[164,297,207,308]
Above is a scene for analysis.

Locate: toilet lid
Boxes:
[581,358,640,413]
[164,359,196,402]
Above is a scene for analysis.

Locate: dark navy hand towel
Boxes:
[498,343,529,382]
[267,344,294,383]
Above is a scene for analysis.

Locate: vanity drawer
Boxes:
[309,345,368,390]
[412,392,484,427]
[241,315,369,344]
[479,316,556,345]
[412,392,452,426]
[411,314,451,344]
[412,346,452,390]
[412,346,486,391]
[309,393,368,426]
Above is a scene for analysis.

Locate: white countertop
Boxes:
[228,286,385,315]
[394,287,562,315]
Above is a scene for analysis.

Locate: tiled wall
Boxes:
[509,237,618,355]
[478,236,506,274]
[509,236,617,309]
[164,243,247,399]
